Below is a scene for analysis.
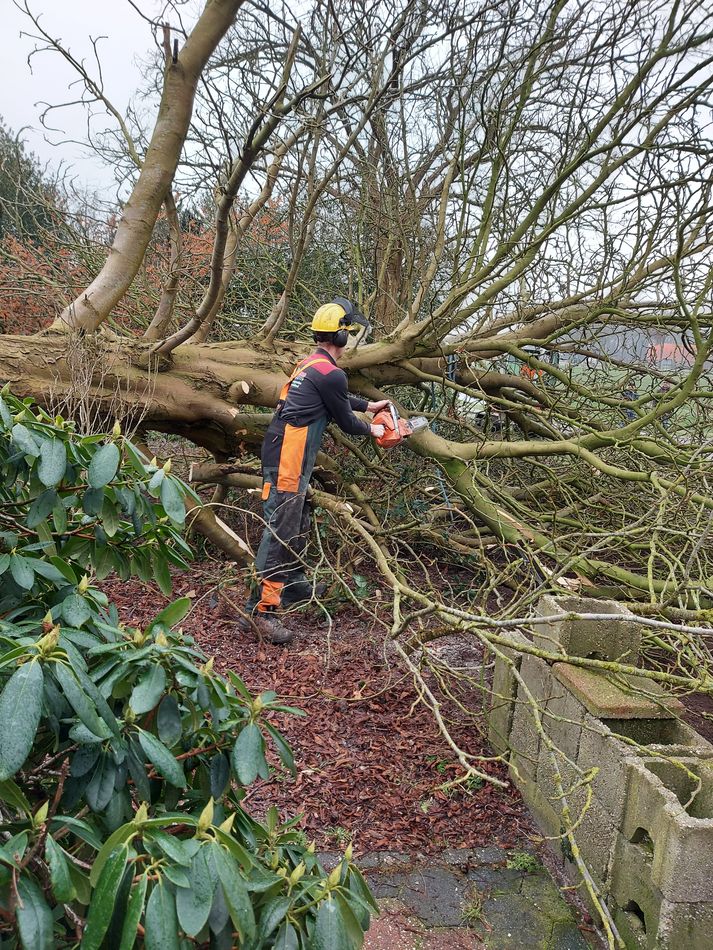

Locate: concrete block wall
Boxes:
[487,630,531,756]
[488,594,713,948]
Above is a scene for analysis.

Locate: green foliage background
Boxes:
[0,392,374,949]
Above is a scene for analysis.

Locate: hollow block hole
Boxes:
[623,900,647,934]
[630,827,654,856]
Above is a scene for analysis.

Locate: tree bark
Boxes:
[52,0,244,332]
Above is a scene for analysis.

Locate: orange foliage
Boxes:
[0,198,290,336]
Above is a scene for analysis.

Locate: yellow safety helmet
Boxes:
[310,297,371,338]
[311,303,350,333]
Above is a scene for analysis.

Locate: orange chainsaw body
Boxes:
[372,407,427,448]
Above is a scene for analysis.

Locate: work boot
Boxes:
[282,579,327,608]
[252,611,294,645]
[220,591,257,630]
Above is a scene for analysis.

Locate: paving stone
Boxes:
[376,851,412,869]
[532,594,642,662]
[478,872,588,949]
[367,866,468,927]
[466,865,524,892]
[439,847,507,869]
[550,917,591,949]
[553,664,683,720]
[473,846,509,866]
[361,851,587,948]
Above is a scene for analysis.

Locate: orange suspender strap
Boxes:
[278,356,333,402]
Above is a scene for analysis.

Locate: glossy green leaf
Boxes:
[81,845,129,950]
[27,489,59,529]
[231,722,265,786]
[45,836,76,903]
[91,542,116,580]
[265,723,296,775]
[71,745,101,778]
[16,875,53,950]
[38,439,67,487]
[53,663,110,739]
[157,694,182,747]
[69,723,104,745]
[257,895,292,946]
[101,497,120,537]
[50,814,103,851]
[149,830,194,866]
[61,593,92,628]
[163,864,190,888]
[144,881,180,950]
[208,883,230,936]
[130,664,166,715]
[149,597,191,630]
[0,830,28,868]
[347,865,379,915]
[160,477,185,525]
[122,440,150,474]
[11,423,39,457]
[274,921,300,950]
[0,660,43,779]
[90,825,138,887]
[152,553,172,596]
[67,858,92,905]
[31,559,68,585]
[147,468,165,497]
[213,845,256,947]
[176,846,217,937]
[309,895,359,950]
[0,777,31,814]
[52,501,68,534]
[48,555,77,585]
[85,754,118,812]
[210,753,230,798]
[83,486,104,516]
[118,872,148,950]
[138,729,186,788]
[9,554,35,590]
[127,741,151,803]
[0,395,12,427]
[88,442,120,489]
[334,892,366,949]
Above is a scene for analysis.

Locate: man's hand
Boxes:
[367,399,390,413]
[370,423,385,438]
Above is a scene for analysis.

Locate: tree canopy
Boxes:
[2,4,713,941]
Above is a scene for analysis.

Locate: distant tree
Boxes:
[0,119,62,241]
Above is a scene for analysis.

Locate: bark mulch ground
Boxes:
[102,563,533,856]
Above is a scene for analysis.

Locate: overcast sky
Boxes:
[1,0,170,191]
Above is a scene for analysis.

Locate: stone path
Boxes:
[323,848,593,949]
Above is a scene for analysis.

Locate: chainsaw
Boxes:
[372,403,429,449]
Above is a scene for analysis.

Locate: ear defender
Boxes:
[333,319,350,348]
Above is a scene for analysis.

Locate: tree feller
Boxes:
[234,299,388,644]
